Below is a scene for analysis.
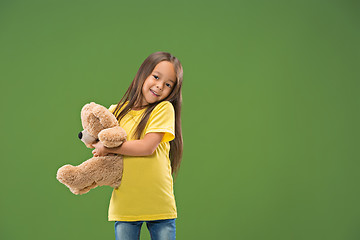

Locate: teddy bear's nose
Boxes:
[78,131,83,139]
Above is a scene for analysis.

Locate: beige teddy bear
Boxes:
[56,102,126,195]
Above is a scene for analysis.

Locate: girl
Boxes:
[92,51,183,240]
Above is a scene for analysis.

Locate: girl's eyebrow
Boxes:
[153,71,175,83]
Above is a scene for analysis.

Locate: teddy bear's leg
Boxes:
[57,165,80,187]
[91,156,124,188]
[57,156,124,194]
[57,163,96,194]
[109,169,123,189]
[64,156,112,194]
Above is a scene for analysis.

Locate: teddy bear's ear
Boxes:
[91,103,118,128]
[81,102,119,137]
[99,126,127,148]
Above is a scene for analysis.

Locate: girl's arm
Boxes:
[92,132,165,157]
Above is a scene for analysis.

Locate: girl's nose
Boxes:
[156,83,163,90]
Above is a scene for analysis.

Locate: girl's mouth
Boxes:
[150,89,160,97]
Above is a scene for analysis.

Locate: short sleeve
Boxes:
[145,101,175,142]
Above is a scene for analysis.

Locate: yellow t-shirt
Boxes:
[107,101,177,221]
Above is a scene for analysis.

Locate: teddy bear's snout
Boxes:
[79,129,98,147]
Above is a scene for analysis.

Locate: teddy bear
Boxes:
[56,102,126,195]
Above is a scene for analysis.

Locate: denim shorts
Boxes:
[114,218,176,240]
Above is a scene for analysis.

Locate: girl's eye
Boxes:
[153,75,159,80]
[166,83,172,88]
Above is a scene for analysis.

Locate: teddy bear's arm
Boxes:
[98,126,127,148]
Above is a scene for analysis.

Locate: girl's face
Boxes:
[140,61,176,106]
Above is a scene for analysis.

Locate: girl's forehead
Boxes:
[152,61,176,81]
[154,61,173,70]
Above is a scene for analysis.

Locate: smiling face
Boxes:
[139,61,176,107]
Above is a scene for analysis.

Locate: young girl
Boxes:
[91,51,183,240]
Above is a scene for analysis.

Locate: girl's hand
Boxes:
[92,141,109,157]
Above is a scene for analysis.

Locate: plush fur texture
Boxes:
[56,102,126,195]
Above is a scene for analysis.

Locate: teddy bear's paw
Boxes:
[76,181,98,195]
[57,165,91,191]
[56,165,76,185]
[70,188,81,195]
[99,126,127,148]
[66,181,97,195]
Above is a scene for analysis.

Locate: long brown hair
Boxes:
[113,51,183,177]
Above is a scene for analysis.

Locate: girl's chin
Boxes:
[143,98,156,105]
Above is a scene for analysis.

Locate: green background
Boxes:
[1,0,359,239]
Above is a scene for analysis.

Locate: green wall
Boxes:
[1,0,359,239]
